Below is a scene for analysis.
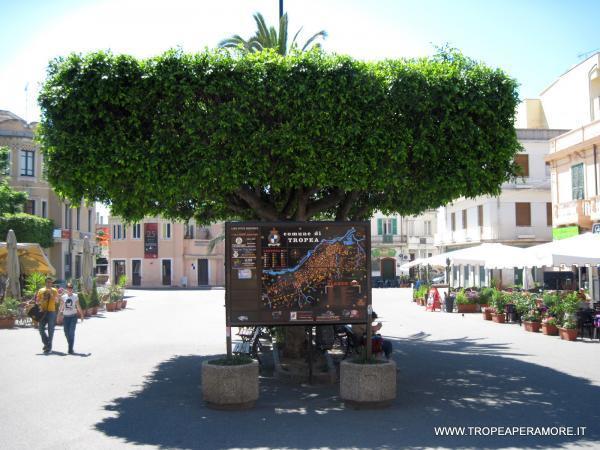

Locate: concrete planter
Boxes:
[340,359,396,408]
[202,359,259,410]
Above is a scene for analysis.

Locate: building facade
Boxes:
[435,129,567,287]
[370,211,438,280]
[0,110,96,281]
[108,217,225,288]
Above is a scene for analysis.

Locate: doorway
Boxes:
[113,260,126,284]
[132,260,141,286]
[381,258,396,280]
[162,260,171,286]
[197,259,209,286]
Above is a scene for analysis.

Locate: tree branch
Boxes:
[335,191,359,221]
[234,186,279,221]
[281,188,299,219]
[305,188,346,219]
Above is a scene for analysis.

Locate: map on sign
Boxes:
[261,227,366,310]
[226,222,370,326]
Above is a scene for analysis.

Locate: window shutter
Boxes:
[546,203,552,226]
[571,163,584,200]
[391,218,397,235]
[515,203,531,227]
[515,154,529,177]
[377,218,383,235]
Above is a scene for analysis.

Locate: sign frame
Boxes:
[225,221,371,327]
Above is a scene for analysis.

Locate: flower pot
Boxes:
[340,359,396,408]
[0,317,16,329]
[106,303,116,312]
[121,300,127,309]
[558,328,578,341]
[491,313,505,323]
[482,308,493,320]
[523,321,541,333]
[92,306,98,315]
[84,309,91,318]
[456,304,478,314]
[117,300,123,310]
[542,323,559,336]
[202,359,259,409]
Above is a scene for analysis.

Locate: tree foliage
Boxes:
[0,213,54,247]
[0,146,27,214]
[38,49,520,224]
[219,12,327,55]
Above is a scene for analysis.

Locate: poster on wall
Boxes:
[225,221,370,326]
[144,223,158,258]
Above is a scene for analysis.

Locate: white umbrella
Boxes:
[82,236,94,293]
[524,233,600,267]
[6,229,20,299]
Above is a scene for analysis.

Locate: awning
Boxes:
[0,243,56,276]
[523,233,600,267]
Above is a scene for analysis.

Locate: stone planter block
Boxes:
[340,359,396,408]
[202,359,259,409]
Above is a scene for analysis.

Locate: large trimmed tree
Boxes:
[38,49,520,225]
[38,48,520,358]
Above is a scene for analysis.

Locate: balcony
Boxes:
[372,234,407,245]
[584,195,600,221]
[554,199,593,229]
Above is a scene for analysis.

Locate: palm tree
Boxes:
[219,12,326,55]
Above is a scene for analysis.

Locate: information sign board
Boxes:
[225,222,371,326]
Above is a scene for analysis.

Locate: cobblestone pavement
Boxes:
[0,288,598,450]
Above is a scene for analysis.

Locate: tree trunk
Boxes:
[282,327,306,358]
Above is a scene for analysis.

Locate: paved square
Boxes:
[1,288,598,449]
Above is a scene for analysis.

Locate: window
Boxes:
[477,205,483,227]
[76,207,81,230]
[88,209,92,232]
[515,154,529,177]
[42,201,47,218]
[64,206,71,228]
[20,150,35,177]
[545,162,551,177]
[462,209,467,229]
[377,218,397,235]
[25,200,35,215]
[112,224,125,240]
[571,163,584,200]
[184,223,194,239]
[515,202,531,227]
[162,222,171,239]
[133,223,141,239]
[546,202,552,227]
[451,212,456,232]
[424,220,432,236]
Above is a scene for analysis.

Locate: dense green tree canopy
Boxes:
[38,49,520,223]
[0,146,28,214]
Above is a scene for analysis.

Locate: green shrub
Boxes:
[561,318,576,329]
[87,279,100,307]
[479,287,495,305]
[455,289,468,305]
[0,297,19,318]
[78,292,88,310]
[23,272,46,299]
[490,290,507,312]
[0,213,54,248]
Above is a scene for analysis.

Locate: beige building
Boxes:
[0,110,96,281]
[108,217,225,288]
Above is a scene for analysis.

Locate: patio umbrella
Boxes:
[6,229,21,299]
[524,233,600,267]
[0,243,55,276]
[82,236,94,293]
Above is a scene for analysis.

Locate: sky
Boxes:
[1,0,599,123]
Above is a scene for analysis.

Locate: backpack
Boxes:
[27,304,45,322]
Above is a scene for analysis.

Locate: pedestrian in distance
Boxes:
[36,276,60,354]
[59,282,84,354]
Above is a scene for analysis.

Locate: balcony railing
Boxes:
[372,235,407,244]
[554,199,592,228]
[584,195,600,221]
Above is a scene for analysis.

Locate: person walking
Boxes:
[59,282,84,354]
[36,276,60,354]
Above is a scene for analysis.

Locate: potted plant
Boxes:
[202,354,259,409]
[541,317,559,336]
[558,319,578,341]
[88,279,100,315]
[0,297,19,329]
[78,292,91,317]
[479,287,494,319]
[522,311,541,332]
[455,289,477,313]
[490,290,507,323]
[340,351,396,408]
[118,275,128,308]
